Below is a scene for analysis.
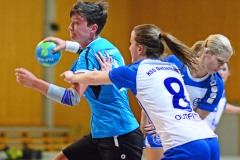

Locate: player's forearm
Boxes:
[224,103,240,114]
[195,108,210,119]
[140,110,148,128]
[71,71,112,85]
[32,78,50,95]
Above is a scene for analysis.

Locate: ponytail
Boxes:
[161,33,199,74]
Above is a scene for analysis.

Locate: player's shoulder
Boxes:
[124,60,142,71]
[163,55,184,69]
[164,55,178,62]
[113,59,143,74]
[213,73,224,92]
[213,72,224,84]
[89,37,115,48]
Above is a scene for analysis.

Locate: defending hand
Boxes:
[95,51,113,71]
[60,71,74,83]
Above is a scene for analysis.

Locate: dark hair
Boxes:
[70,0,108,35]
[133,24,199,73]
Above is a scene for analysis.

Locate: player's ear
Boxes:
[203,48,210,55]
[138,45,145,56]
[91,24,98,33]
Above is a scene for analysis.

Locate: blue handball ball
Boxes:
[35,41,62,67]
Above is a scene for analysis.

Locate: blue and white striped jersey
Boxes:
[164,55,224,112]
[205,91,227,131]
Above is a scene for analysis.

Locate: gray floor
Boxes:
[43,152,240,160]
[220,156,240,160]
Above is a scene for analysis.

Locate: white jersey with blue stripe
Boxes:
[205,91,227,131]
[109,58,216,151]
[164,55,224,112]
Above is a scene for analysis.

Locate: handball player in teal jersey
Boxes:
[15,1,143,160]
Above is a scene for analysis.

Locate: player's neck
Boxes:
[194,69,208,78]
[81,36,98,49]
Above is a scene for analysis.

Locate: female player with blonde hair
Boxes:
[192,41,240,131]
[166,35,234,119]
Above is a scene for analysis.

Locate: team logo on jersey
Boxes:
[193,98,201,107]
[152,135,162,145]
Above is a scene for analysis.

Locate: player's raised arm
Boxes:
[44,36,81,54]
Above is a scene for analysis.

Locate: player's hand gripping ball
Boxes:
[35,41,62,67]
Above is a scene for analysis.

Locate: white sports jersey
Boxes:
[164,55,224,112]
[205,92,227,131]
[109,58,216,151]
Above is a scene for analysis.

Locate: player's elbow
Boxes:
[70,97,81,106]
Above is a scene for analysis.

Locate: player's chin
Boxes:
[208,69,217,74]
[69,34,76,40]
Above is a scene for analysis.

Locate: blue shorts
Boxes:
[143,133,163,148]
[162,137,220,160]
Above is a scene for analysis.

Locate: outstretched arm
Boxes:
[224,103,240,114]
[61,70,112,85]
[15,68,50,95]
[15,68,86,106]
